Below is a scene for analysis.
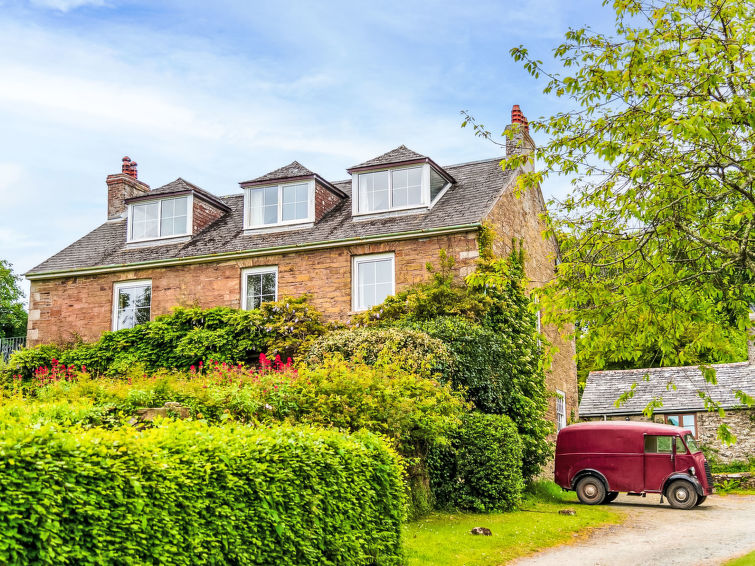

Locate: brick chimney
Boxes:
[106,156,150,220]
[506,104,536,165]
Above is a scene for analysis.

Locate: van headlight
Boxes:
[689,467,696,476]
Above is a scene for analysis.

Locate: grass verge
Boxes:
[724,550,755,566]
[404,481,624,566]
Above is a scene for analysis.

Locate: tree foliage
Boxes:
[353,240,552,481]
[466,0,753,382]
[0,260,27,339]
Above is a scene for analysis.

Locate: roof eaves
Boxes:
[346,157,457,184]
[25,222,482,280]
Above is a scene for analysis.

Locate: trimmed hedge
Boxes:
[428,413,524,512]
[0,420,404,565]
[4,298,329,380]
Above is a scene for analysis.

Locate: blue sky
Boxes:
[0,0,614,293]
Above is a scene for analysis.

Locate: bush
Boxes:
[302,327,453,379]
[0,419,404,566]
[9,357,467,520]
[4,297,328,381]
[428,413,524,512]
[348,241,554,482]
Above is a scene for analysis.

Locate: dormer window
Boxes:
[128,196,191,242]
[245,180,313,229]
[358,166,423,213]
[349,145,455,217]
[240,161,346,232]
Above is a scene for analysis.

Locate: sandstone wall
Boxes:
[27,232,479,344]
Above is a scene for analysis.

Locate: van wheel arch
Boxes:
[571,469,610,493]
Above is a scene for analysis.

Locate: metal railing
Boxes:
[0,336,26,362]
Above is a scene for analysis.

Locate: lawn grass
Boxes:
[403,482,624,566]
[724,550,755,566]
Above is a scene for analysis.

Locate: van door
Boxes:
[644,435,674,492]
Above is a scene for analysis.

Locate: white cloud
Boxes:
[29,0,106,12]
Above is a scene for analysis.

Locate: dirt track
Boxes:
[511,494,755,566]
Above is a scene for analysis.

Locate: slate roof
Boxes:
[349,145,428,170]
[27,156,514,276]
[126,178,230,211]
[241,161,315,184]
[580,362,755,416]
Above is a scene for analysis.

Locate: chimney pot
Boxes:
[108,156,149,219]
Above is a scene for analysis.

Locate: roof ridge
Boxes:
[589,360,751,376]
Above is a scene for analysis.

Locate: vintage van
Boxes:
[554,421,714,509]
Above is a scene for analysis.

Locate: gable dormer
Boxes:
[347,145,455,217]
[125,177,230,244]
[239,161,345,233]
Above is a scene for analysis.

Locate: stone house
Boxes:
[579,313,755,462]
[26,106,577,427]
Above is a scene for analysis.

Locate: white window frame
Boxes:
[351,252,395,312]
[127,195,193,243]
[556,389,567,431]
[351,163,451,216]
[112,279,152,331]
[241,266,279,310]
[243,180,315,229]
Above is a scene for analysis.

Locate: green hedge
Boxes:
[5,297,329,380]
[428,413,524,512]
[0,420,404,565]
[302,327,453,379]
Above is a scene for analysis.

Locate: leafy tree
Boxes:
[0,260,27,339]
[464,0,753,406]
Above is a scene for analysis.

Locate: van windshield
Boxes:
[684,434,701,453]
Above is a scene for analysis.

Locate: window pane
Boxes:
[359,171,390,212]
[682,415,696,436]
[116,284,151,330]
[132,202,159,239]
[160,197,188,237]
[667,415,680,426]
[645,435,673,453]
[246,271,277,310]
[249,187,279,226]
[356,257,393,311]
[392,167,422,207]
[282,183,309,222]
[676,437,686,454]
[430,168,447,200]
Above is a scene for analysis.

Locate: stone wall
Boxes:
[484,179,579,428]
[27,232,479,344]
[582,409,755,463]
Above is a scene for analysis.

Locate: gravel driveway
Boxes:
[511,494,755,566]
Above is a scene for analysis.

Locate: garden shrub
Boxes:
[4,296,328,381]
[8,356,467,520]
[408,316,552,481]
[302,327,453,379]
[0,419,404,566]
[428,412,524,512]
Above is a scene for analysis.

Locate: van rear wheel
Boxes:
[576,476,606,505]
[666,480,698,509]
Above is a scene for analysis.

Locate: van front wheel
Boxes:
[576,476,606,505]
[666,480,698,509]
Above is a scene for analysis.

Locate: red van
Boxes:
[554,421,713,509]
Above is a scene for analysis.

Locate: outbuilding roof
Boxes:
[27,156,513,277]
[579,362,755,417]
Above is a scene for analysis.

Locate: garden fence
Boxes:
[0,336,26,362]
